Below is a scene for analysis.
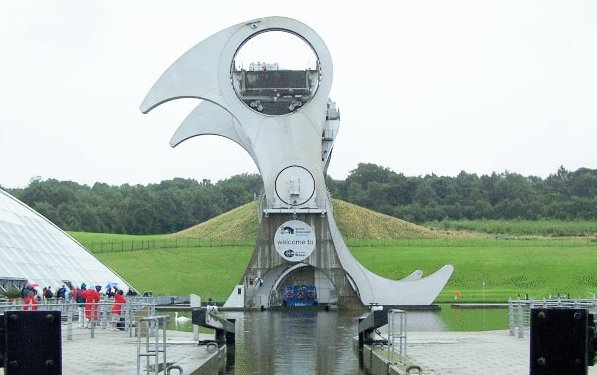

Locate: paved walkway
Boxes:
[405,330,597,375]
[62,326,597,374]
[62,325,215,375]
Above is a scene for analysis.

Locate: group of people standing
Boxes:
[22,285,38,310]
[40,285,69,300]
[21,283,77,310]
[73,283,127,329]
[21,282,127,330]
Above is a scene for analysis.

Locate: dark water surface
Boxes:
[223,310,364,375]
[167,306,509,374]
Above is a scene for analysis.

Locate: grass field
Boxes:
[68,204,597,304]
[70,231,597,304]
[348,238,597,303]
[71,225,252,302]
[425,219,597,237]
[93,246,252,300]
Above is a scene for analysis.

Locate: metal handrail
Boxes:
[1,296,157,341]
[137,315,169,375]
[388,309,408,364]
[508,297,597,338]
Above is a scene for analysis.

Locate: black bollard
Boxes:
[530,308,596,375]
[1,311,62,375]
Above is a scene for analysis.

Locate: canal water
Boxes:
[223,309,364,375]
[167,306,509,374]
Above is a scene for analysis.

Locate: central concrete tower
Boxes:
[141,17,453,309]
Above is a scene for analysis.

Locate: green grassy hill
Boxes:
[172,199,461,240]
[69,201,597,304]
[173,202,259,240]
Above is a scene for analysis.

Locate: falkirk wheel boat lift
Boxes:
[141,16,454,310]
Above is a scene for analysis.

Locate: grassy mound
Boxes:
[173,203,259,240]
[331,200,443,239]
[172,199,456,240]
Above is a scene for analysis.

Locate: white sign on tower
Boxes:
[273,220,316,262]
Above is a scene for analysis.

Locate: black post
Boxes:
[1,311,62,375]
[357,309,388,348]
[192,308,235,346]
[530,308,596,375]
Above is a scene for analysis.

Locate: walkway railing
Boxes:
[387,309,408,364]
[259,195,328,215]
[137,315,169,375]
[508,297,597,338]
[0,296,157,341]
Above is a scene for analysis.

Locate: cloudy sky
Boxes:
[1,0,596,188]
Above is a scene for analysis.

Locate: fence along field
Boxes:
[75,235,253,253]
[70,230,597,304]
[70,202,597,302]
[425,219,597,237]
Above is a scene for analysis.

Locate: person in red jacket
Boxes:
[23,290,38,311]
[111,289,127,330]
[83,285,101,328]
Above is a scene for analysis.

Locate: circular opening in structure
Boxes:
[231,30,320,116]
[275,165,315,206]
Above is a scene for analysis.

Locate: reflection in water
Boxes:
[405,310,448,331]
[162,306,509,374]
[224,310,365,375]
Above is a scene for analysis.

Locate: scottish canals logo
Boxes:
[273,220,316,262]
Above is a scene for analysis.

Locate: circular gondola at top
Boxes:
[231,30,320,116]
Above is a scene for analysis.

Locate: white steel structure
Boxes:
[142,17,453,308]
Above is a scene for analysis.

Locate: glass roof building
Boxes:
[0,188,131,294]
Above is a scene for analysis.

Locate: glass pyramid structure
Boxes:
[0,188,132,294]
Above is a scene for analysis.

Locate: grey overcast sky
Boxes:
[1,1,596,188]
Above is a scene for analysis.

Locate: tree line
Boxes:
[4,174,262,234]
[327,164,597,223]
[3,165,596,234]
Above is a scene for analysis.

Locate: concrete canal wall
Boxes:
[355,338,420,375]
